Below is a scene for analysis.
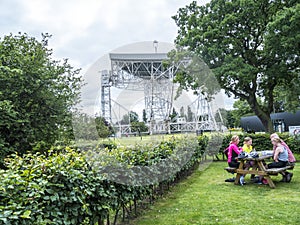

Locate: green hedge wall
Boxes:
[0,135,208,225]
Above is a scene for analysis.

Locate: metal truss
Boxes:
[100,51,219,134]
[108,53,185,133]
[190,92,218,131]
[110,53,171,90]
[100,70,112,124]
[144,79,173,122]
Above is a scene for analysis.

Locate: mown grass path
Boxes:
[132,161,300,225]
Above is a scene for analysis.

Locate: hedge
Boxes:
[219,133,300,155]
[0,135,209,225]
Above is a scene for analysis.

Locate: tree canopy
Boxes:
[0,33,83,163]
[173,0,300,132]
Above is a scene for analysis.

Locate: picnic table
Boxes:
[233,152,294,188]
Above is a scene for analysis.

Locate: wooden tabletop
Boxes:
[238,155,272,161]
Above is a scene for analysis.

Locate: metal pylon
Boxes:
[100,70,112,124]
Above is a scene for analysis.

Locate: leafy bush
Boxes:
[0,136,208,224]
[0,33,83,166]
[0,148,114,225]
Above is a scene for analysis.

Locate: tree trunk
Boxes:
[257,113,274,133]
[247,95,274,133]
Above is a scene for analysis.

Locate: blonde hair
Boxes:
[230,135,239,144]
[270,133,279,139]
[271,137,282,144]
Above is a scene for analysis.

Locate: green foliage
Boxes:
[0,135,209,224]
[169,107,178,121]
[168,49,220,101]
[120,114,130,125]
[119,111,139,125]
[219,133,300,154]
[172,0,300,132]
[129,111,139,123]
[142,109,147,123]
[95,116,114,138]
[215,108,232,128]
[72,113,98,140]
[72,114,113,140]
[131,121,148,133]
[0,33,83,164]
[187,106,194,122]
[265,3,300,111]
[0,148,112,225]
[98,140,118,150]
[231,99,254,127]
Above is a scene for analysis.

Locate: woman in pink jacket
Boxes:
[227,135,243,168]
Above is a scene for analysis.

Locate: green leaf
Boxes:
[20,210,31,219]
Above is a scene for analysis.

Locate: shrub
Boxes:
[0,148,114,225]
[0,135,208,225]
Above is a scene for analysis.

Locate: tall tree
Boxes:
[0,33,82,158]
[169,107,178,122]
[72,113,113,140]
[131,121,148,133]
[226,110,235,129]
[187,105,194,122]
[120,111,139,124]
[95,116,114,138]
[173,0,300,132]
[120,114,129,125]
[266,4,300,111]
[231,100,254,127]
[142,109,147,123]
[180,106,185,118]
[129,111,139,123]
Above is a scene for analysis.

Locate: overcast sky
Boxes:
[1,0,234,113]
[1,0,210,70]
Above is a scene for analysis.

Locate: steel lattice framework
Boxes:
[100,70,112,123]
[100,51,219,135]
[109,53,178,123]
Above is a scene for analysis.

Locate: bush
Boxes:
[0,136,208,225]
[0,33,83,164]
[0,148,113,225]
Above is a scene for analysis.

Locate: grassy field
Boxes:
[106,133,197,146]
[131,161,300,225]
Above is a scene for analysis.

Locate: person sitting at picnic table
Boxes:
[227,135,249,185]
[242,137,255,180]
[227,135,242,168]
[270,133,296,164]
[270,133,295,182]
[265,137,292,182]
[242,137,253,153]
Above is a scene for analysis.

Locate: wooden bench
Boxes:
[265,165,294,175]
[224,167,237,173]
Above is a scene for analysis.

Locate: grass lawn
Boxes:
[109,133,196,146]
[132,161,300,225]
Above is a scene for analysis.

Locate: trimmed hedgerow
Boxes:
[0,135,208,225]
